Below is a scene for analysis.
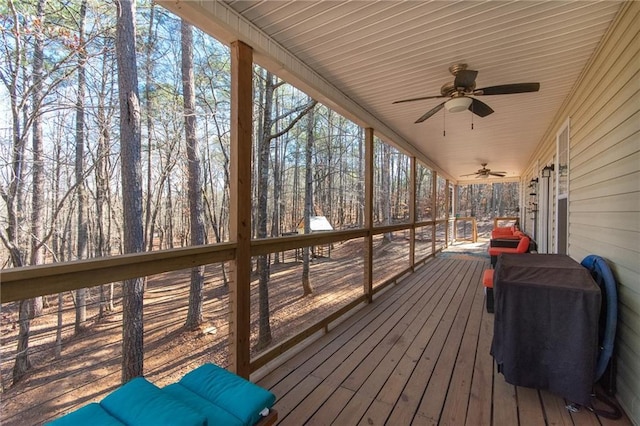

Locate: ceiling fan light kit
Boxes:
[445,97,472,113]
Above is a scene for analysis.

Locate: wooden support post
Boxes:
[432,171,437,254]
[364,128,374,303]
[229,40,252,379]
[444,179,450,247]
[453,184,459,242]
[409,157,416,269]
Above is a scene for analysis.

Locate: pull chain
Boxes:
[471,101,474,130]
[443,108,446,137]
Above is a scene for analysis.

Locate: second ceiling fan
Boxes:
[462,163,506,179]
[393,64,540,123]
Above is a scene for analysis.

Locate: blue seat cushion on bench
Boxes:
[163,383,244,426]
[101,377,207,426]
[179,364,276,426]
[47,402,124,426]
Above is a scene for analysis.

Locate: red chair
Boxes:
[488,236,530,267]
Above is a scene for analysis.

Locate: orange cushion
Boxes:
[489,237,530,256]
[482,269,494,288]
[516,236,530,253]
[491,227,515,239]
[492,227,513,235]
[488,247,519,256]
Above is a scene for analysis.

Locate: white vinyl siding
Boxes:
[524,3,640,422]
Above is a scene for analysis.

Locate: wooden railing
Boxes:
[1,222,451,305]
[1,222,451,363]
[1,219,454,423]
[453,217,478,243]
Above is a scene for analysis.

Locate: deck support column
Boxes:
[444,179,450,247]
[229,40,253,379]
[453,184,459,242]
[364,128,374,303]
[432,171,437,254]
[409,157,416,269]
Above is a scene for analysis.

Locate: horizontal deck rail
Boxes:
[2,221,449,304]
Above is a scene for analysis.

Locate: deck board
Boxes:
[257,255,631,425]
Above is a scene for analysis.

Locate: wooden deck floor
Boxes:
[257,254,630,425]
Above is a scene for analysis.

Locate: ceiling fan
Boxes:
[461,163,506,179]
[393,64,540,123]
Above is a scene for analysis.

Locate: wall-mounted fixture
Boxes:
[528,178,539,214]
[542,164,555,178]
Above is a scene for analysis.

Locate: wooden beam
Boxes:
[364,128,374,303]
[229,40,253,379]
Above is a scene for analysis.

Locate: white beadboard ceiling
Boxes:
[160,0,624,182]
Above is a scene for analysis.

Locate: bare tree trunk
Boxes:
[13,300,32,382]
[357,127,364,227]
[301,104,315,296]
[96,45,115,317]
[271,92,281,253]
[144,3,156,251]
[326,109,333,228]
[10,0,47,384]
[292,143,300,231]
[181,20,205,330]
[382,143,392,242]
[74,0,88,334]
[29,0,47,320]
[53,137,64,357]
[394,154,403,220]
[209,117,230,284]
[255,72,317,349]
[213,115,231,282]
[256,71,275,349]
[116,0,144,382]
[165,177,174,249]
[55,293,63,358]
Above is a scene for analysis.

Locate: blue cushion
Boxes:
[46,402,124,426]
[179,364,276,426]
[101,377,206,426]
[163,383,244,426]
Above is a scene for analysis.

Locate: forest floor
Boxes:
[0,220,496,425]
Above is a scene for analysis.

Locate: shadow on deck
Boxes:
[256,252,630,425]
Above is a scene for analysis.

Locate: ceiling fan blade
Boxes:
[460,173,478,177]
[469,98,494,117]
[415,102,445,123]
[489,172,506,177]
[474,83,540,96]
[454,69,478,89]
[393,94,446,104]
